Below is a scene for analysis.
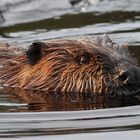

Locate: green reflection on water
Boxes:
[0,11,139,35]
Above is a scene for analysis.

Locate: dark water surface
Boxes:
[0,0,140,139]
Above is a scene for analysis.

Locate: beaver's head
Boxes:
[1,35,140,96]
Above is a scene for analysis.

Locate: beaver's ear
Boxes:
[26,42,48,65]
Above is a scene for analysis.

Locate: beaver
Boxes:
[0,35,140,96]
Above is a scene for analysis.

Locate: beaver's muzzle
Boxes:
[116,66,140,95]
[118,67,140,84]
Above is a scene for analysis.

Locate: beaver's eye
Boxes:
[79,54,90,65]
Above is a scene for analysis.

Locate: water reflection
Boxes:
[0,88,140,112]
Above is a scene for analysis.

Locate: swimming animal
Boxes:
[0,35,140,96]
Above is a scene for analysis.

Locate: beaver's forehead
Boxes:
[44,35,132,62]
[45,37,101,53]
[44,41,100,56]
[45,39,87,49]
[44,35,120,53]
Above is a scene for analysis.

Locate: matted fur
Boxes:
[0,35,138,95]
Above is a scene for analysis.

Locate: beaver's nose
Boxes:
[118,71,128,83]
[118,67,140,84]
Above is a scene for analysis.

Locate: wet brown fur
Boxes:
[0,36,137,95]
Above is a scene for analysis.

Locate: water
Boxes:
[0,0,140,139]
[0,106,140,139]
